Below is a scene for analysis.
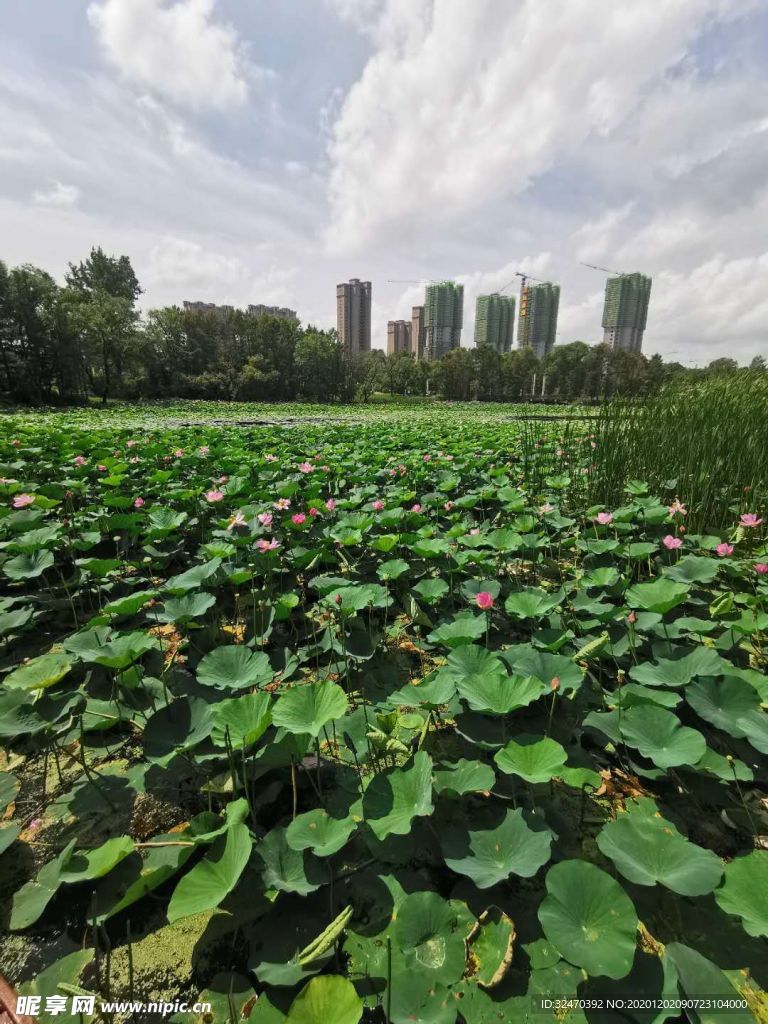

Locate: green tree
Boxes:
[66,247,141,304]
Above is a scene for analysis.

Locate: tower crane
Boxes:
[580,262,628,277]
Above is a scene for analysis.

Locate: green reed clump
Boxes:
[588,371,768,529]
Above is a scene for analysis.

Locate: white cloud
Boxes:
[87,0,251,110]
[146,237,249,295]
[325,0,756,251]
[32,181,81,209]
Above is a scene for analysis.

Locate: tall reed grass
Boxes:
[587,371,768,529]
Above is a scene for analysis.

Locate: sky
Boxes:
[1,0,767,364]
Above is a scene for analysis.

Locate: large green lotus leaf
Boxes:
[737,709,768,754]
[258,825,323,894]
[143,696,214,764]
[714,851,768,937]
[427,612,487,648]
[466,905,515,989]
[693,748,753,782]
[101,590,157,619]
[685,676,760,737]
[621,706,706,768]
[272,680,348,738]
[147,506,188,533]
[441,808,552,888]
[412,578,449,604]
[88,631,160,669]
[625,579,688,614]
[156,592,217,623]
[445,644,544,714]
[538,860,638,979]
[663,555,720,585]
[3,550,54,580]
[99,836,197,921]
[168,822,252,922]
[0,771,19,813]
[164,557,222,594]
[390,671,456,708]
[60,836,135,883]
[388,972,455,1024]
[629,647,726,689]
[3,652,72,691]
[500,647,584,695]
[433,758,495,796]
[664,943,752,1024]
[0,605,35,635]
[494,736,567,784]
[596,801,723,895]
[504,588,563,619]
[0,824,20,856]
[393,891,470,983]
[285,809,356,857]
[362,751,434,840]
[286,976,362,1024]
[211,691,272,748]
[197,645,273,691]
[10,839,77,930]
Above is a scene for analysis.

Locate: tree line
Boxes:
[1,248,764,406]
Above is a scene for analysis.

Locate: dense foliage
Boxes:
[0,402,766,1022]
[2,249,763,407]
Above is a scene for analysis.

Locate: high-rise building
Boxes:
[601,273,652,353]
[387,320,412,355]
[247,304,298,321]
[336,279,372,358]
[411,306,426,361]
[183,301,234,319]
[424,281,463,360]
[517,282,560,359]
[474,294,516,352]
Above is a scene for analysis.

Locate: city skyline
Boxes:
[2,3,767,364]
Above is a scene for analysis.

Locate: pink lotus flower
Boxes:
[475,591,494,610]
[298,462,315,474]
[470,528,480,536]
[754,563,768,575]
[411,504,422,513]
[130,456,141,464]
[444,501,454,511]
[668,498,687,517]
[12,493,34,509]
[227,512,247,530]
[423,454,432,462]
[550,677,561,692]
[74,455,86,466]
[309,507,319,517]
[399,465,406,476]
[133,497,145,509]
[265,454,278,463]
[716,542,734,557]
[594,511,613,525]
[258,512,273,527]
[539,503,554,514]
[11,439,20,447]
[627,610,637,624]
[126,440,137,448]
[198,446,210,455]
[217,475,228,484]
[97,464,107,472]
[373,499,384,511]
[388,468,397,476]
[740,513,763,528]
[256,538,280,552]
[274,498,291,510]
[325,498,337,512]
[173,449,184,458]
[205,490,224,503]
[292,513,306,525]
[662,535,682,550]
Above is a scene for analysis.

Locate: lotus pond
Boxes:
[0,404,767,1023]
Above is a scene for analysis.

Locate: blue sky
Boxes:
[1,0,767,363]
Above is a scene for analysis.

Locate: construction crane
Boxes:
[580,262,628,277]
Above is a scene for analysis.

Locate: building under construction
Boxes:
[474,294,516,352]
[602,273,652,353]
[517,282,560,359]
[424,281,463,360]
